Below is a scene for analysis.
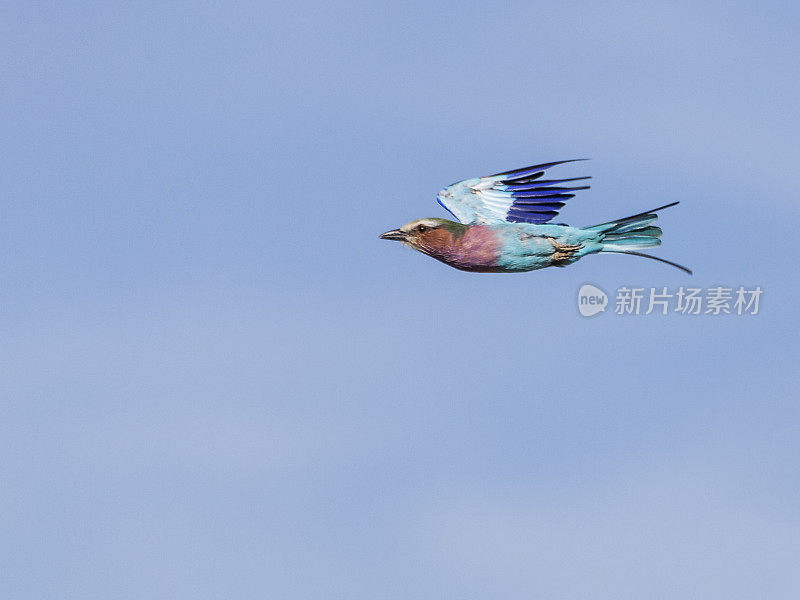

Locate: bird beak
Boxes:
[379,229,407,241]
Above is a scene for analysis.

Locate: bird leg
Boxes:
[549,239,582,264]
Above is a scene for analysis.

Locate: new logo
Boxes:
[578,284,608,317]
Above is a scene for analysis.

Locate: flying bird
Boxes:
[380,160,691,274]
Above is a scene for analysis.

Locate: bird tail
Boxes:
[583,201,692,274]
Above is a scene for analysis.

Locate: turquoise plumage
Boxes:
[380,160,691,274]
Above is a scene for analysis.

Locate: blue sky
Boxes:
[2,1,799,598]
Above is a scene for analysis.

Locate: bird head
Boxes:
[379,218,463,255]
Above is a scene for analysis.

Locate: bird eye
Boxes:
[417,224,428,233]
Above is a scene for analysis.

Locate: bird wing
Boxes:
[436,159,590,225]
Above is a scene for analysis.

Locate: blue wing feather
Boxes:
[507,210,559,224]
[509,190,580,198]
[436,160,590,225]
[488,159,588,180]
[501,176,591,191]
[509,201,565,211]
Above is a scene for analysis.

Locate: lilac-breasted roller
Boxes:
[379,160,691,274]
